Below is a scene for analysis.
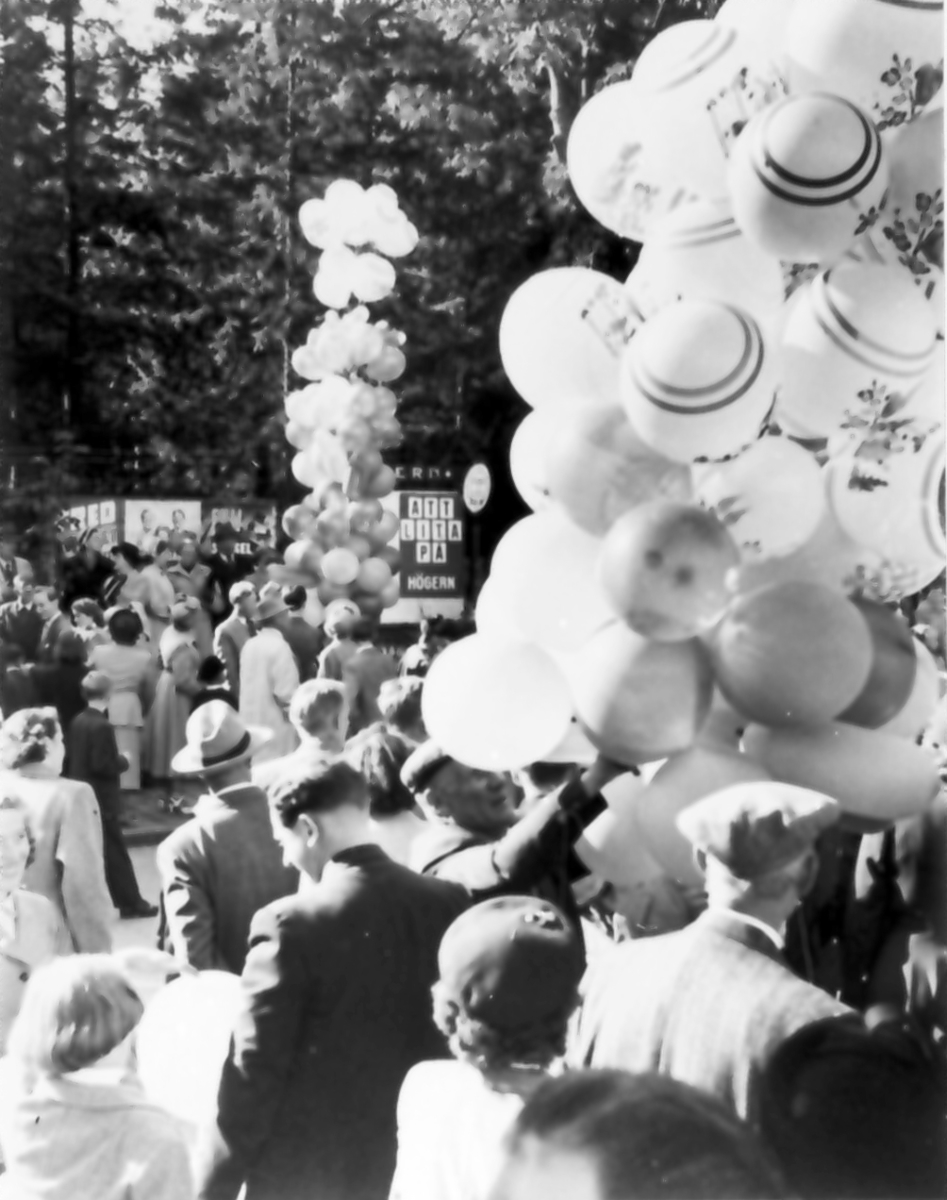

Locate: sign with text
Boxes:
[399,491,466,597]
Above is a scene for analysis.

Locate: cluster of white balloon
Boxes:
[275,180,419,619]
[422,0,945,881]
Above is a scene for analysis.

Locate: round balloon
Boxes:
[545,404,692,536]
[709,581,874,727]
[499,268,643,410]
[598,501,740,640]
[355,557,393,594]
[635,744,773,887]
[568,620,715,767]
[321,547,360,586]
[826,431,946,597]
[421,635,573,771]
[137,971,243,1127]
[786,0,944,126]
[474,576,523,643]
[744,721,941,824]
[881,636,940,740]
[776,262,938,440]
[728,93,889,264]
[620,300,776,463]
[692,436,826,560]
[489,511,615,653]
[839,600,919,729]
[575,772,666,889]
[628,20,786,203]
[628,197,785,327]
[508,408,561,512]
[543,715,599,765]
[567,81,696,242]
[283,540,324,577]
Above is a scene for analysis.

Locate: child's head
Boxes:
[197,655,227,688]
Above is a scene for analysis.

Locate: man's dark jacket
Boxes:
[196,844,469,1200]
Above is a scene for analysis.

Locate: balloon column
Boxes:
[424,8,945,843]
[277,180,420,618]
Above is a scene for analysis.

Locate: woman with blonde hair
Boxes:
[0,955,193,1198]
[0,793,66,1056]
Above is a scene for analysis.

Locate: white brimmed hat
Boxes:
[171,701,272,776]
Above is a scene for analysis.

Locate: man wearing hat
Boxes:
[401,742,616,917]
[66,671,157,919]
[238,592,300,766]
[574,781,853,1125]
[156,701,298,973]
[213,580,258,693]
[195,759,469,1200]
[206,522,255,625]
[391,896,585,1200]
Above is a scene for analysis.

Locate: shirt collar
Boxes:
[709,908,785,951]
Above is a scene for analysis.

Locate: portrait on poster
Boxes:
[124,500,202,555]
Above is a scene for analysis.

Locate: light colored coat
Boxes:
[0,889,66,1054]
[0,765,114,953]
[239,629,299,766]
[0,1064,194,1200]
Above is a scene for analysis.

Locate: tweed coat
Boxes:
[573,907,852,1124]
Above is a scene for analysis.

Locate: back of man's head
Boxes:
[378,676,425,739]
[289,679,347,738]
[490,1070,787,1200]
[350,616,376,644]
[268,759,369,829]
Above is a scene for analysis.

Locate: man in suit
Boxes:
[195,759,469,1200]
[34,585,72,664]
[0,575,45,664]
[156,702,298,974]
[279,585,324,681]
[66,671,157,919]
[206,523,256,625]
[573,781,853,1126]
[341,617,399,736]
[251,678,348,792]
[213,580,257,694]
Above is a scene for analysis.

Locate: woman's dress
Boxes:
[140,567,175,664]
[89,643,154,790]
[144,631,199,783]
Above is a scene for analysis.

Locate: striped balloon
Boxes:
[620,299,777,463]
[787,0,944,127]
[728,92,889,262]
[777,260,938,439]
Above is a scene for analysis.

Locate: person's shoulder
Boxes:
[400,1059,479,1114]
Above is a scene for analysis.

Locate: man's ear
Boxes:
[693,847,708,878]
[297,813,320,847]
[795,848,820,900]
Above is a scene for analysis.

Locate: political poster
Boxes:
[123,500,203,555]
[398,491,466,598]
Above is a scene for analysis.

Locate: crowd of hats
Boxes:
[421,0,946,880]
[276,180,420,621]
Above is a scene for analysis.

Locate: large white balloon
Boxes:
[421,635,573,772]
[826,432,946,596]
[567,81,696,242]
[692,436,826,560]
[776,262,938,440]
[137,971,243,1128]
[786,0,945,127]
[728,93,889,264]
[508,408,561,512]
[620,300,777,463]
[499,268,643,409]
[627,197,785,327]
[489,511,614,653]
[628,20,786,202]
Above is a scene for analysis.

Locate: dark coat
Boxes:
[61,551,115,611]
[195,844,469,1200]
[0,601,44,663]
[36,612,73,665]
[281,615,324,682]
[574,908,852,1125]
[28,662,88,734]
[66,708,125,812]
[156,782,298,975]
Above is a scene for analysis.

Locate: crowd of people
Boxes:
[0,516,944,1199]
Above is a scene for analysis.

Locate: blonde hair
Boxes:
[7,955,144,1076]
[289,679,346,736]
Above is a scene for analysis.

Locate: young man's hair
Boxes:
[498,1070,786,1200]
[107,607,143,646]
[345,724,415,817]
[377,676,424,737]
[289,679,346,736]
[268,760,368,828]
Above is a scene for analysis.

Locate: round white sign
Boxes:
[463,463,492,514]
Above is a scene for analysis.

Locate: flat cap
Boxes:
[437,896,584,1034]
[400,739,453,794]
[676,781,840,880]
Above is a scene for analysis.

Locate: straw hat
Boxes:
[171,701,272,776]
